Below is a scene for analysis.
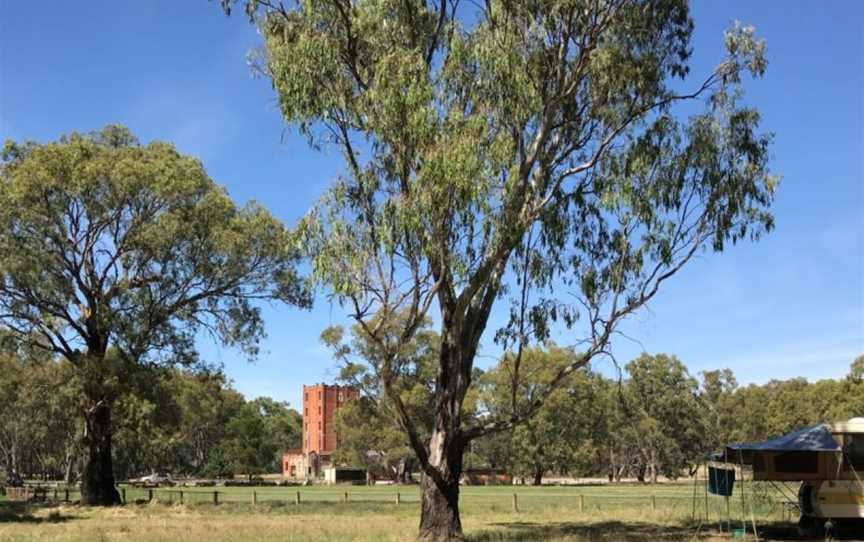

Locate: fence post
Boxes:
[295,491,301,505]
[64,488,69,502]
[148,489,153,503]
[121,488,126,504]
[179,490,184,505]
[651,495,656,511]
[512,493,518,513]
[579,494,585,513]
[396,491,401,505]
[252,491,257,506]
[344,491,348,503]
[54,488,58,501]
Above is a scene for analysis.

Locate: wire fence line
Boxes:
[3,483,796,521]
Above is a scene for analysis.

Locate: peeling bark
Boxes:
[80,399,120,505]
[418,430,465,542]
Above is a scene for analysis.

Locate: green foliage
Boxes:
[325,314,442,480]
[222,3,778,530]
[621,354,704,481]
[0,124,310,366]
[845,356,864,416]
[112,372,299,480]
[699,368,738,457]
[168,371,247,473]
[218,403,280,480]
[479,345,609,483]
[225,0,777,479]
[0,342,82,482]
[333,396,415,480]
[247,0,779,339]
[0,125,309,500]
[111,368,248,479]
[472,351,863,482]
[0,338,301,482]
[850,355,864,384]
[214,398,300,479]
[202,446,234,479]
[713,363,864,447]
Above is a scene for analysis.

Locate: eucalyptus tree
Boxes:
[699,368,739,460]
[217,400,286,480]
[0,336,82,484]
[223,1,776,538]
[850,355,864,385]
[480,345,607,485]
[847,356,864,416]
[325,315,442,482]
[0,126,309,504]
[624,353,704,482]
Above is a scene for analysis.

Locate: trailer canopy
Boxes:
[718,424,842,480]
[727,424,841,461]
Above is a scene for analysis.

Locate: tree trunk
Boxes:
[532,463,543,486]
[64,458,75,487]
[417,428,465,541]
[418,469,463,541]
[80,400,120,505]
[608,449,615,482]
[413,300,489,541]
[649,450,658,484]
[64,436,78,486]
[4,452,23,487]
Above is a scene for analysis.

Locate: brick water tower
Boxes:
[282,383,358,479]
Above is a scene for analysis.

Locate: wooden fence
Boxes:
[3,485,792,522]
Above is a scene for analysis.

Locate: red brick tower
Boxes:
[283,383,359,479]
[302,383,359,455]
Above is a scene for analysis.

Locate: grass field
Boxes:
[0,483,822,541]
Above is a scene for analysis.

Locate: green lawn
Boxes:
[51,481,796,517]
[0,483,803,542]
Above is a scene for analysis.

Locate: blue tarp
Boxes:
[718,424,841,465]
[707,466,736,496]
[728,424,840,453]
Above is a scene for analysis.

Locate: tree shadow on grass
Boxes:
[471,520,864,542]
[0,501,76,524]
[757,520,864,541]
[470,520,708,541]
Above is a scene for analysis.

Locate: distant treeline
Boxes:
[334,347,864,485]
[470,351,864,484]
[0,348,301,484]
[2,344,861,486]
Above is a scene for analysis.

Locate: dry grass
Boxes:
[0,484,805,542]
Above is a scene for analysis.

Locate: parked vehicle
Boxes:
[129,472,174,488]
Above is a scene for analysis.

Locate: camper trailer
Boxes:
[723,417,864,533]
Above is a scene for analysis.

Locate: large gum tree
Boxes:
[222,1,777,539]
[0,126,309,505]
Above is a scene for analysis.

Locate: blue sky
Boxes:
[1,1,861,409]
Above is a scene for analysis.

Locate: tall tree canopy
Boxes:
[325,315,443,482]
[0,126,309,504]
[216,398,301,479]
[222,1,776,538]
[621,353,703,482]
[480,345,608,485]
